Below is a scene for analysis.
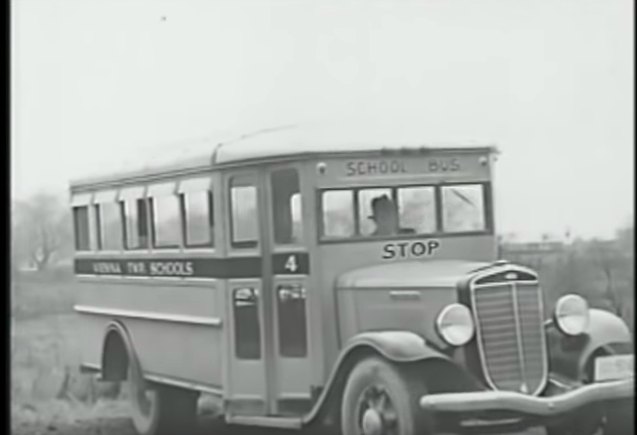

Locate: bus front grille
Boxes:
[472,280,547,395]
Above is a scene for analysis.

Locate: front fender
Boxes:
[344,330,447,362]
[547,308,633,380]
[303,330,449,426]
[578,309,633,371]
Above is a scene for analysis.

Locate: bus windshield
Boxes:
[320,183,489,240]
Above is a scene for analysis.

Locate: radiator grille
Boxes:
[472,281,547,394]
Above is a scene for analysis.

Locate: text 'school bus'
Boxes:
[69,126,634,435]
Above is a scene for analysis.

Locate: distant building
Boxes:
[499,240,565,266]
[500,241,565,255]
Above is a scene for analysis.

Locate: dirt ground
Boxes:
[11,415,303,435]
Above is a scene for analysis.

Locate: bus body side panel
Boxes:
[75,277,225,390]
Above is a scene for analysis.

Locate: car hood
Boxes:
[336,259,490,289]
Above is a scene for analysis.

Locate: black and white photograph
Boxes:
[10,1,634,434]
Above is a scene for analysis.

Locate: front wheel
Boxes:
[602,399,634,435]
[126,363,199,435]
[341,356,432,435]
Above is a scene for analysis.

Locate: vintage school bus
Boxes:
[69,127,634,435]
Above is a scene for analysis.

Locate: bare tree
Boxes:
[12,192,72,271]
[590,239,621,315]
[588,226,633,322]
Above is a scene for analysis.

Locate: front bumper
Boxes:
[420,377,634,416]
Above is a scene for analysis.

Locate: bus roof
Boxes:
[69,124,497,189]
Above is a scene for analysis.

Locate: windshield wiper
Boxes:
[451,189,475,207]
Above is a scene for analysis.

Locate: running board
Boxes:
[225,415,303,429]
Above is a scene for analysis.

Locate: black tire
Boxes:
[545,406,604,435]
[341,356,432,435]
[602,399,635,435]
[126,362,199,435]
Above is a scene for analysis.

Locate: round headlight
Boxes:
[436,303,475,346]
[554,294,590,336]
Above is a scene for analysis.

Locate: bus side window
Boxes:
[229,177,258,249]
[100,202,124,251]
[322,190,355,238]
[72,206,91,251]
[123,199,149,249]
[93,204,102,250]
[182,191,214,248]
[277,284,307,357]
[271,168,303,245]
[233,287,261,359]
[149,182,181,249]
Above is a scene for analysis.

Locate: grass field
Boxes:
[10,268,129,430]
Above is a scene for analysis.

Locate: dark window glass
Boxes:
[277,284,308,357]
[72,206,90,251]
[358,188,392,236]
[93,205,102,249]
[123,199,149,249]
[271,169,303,245]
[233,287,261,359]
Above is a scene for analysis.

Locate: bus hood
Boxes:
[336,259,491,289]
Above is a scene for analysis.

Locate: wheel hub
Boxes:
[362,408,383,435]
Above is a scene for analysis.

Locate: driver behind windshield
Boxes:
[369,195,415,236]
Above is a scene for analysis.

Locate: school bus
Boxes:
[69,126,634,435]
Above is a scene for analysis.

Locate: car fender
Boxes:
[548,309,633,380]
[578,309,633,372]
[303,330,449,425]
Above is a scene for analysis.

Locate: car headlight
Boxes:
[436,303,475,346]
[554,294,590,336]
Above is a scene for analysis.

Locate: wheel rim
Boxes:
[127,366,158,433]
[357,384,399,435]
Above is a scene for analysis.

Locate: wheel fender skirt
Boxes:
[101,320,139,381]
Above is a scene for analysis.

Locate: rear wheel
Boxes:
[341,356,432,435]
[126,362,199,435]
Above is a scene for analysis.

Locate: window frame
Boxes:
[317,181,493,243]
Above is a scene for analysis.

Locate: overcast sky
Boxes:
[11,0,633,240]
